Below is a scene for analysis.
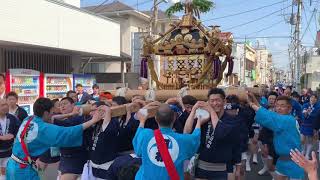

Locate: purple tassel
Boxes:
[140,58,148,78]
[212,58,221,79]
[226,56,234,77]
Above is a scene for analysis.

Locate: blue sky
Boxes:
[81,0,320,70]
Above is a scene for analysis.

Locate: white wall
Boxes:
[63,0,80,7]
[0,0,120,56]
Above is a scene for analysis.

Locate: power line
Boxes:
[91,0,110,12]
[224,4,293,31]
[202,0,287,22]
[314,9,318,30]
[234,36,291,39]
[301,7,316,42]
[246,19,284,36]
[131,0,153,9]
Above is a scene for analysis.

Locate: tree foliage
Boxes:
[165,0,214,18]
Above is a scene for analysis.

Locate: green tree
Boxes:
[165,0,214,19]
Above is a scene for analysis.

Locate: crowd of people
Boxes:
[0,72,319,180]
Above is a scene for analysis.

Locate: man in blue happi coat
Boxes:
[247,93,304,180]
[133,103,208,180]
[6,97,106,180]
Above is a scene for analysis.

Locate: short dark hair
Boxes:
[208,88,226,99]
[61,97,74,104]
[286,86,292,91]
[268,92,278,98]
[33,98,54,117]
[291,91,300,98]
[66,90,76,97]
[6,91,18,99]
[310,94,318,99]
[276,96,292,106]
[0,74,5,81]
[51,99,59,104]
[156,104,174,127]
[93,101,107,107]
[76,84,83,88]
[182,95,197,105]
[112,96,128,105]
[92,84,99,89]
[226,95,240,104]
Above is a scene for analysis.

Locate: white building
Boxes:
[255,46,273,86]
[304,47,320,91]
[0,0,120,74]
[230,43,256,87]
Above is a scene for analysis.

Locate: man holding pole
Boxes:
[184,88,241,180]
[133,103,208,179]
[247,93,304,180]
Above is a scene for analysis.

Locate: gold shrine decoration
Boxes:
[141,12,234,90]
[191,57,213,89]
[166,55,205,72]
[147,56,163,89]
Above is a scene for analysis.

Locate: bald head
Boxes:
[156,104,175,127]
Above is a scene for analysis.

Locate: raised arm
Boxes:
[247,93,285,132]
[82,106,107,130]
[183,103,197,134]
[132,110,148,156]
[51,106,80,122]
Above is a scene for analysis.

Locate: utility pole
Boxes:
[294,0,302,91]
[152,0,159,35]
[243,36,247,86]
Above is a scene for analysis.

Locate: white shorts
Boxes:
[0,157,9,168]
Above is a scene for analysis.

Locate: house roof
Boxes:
[84,1,178,20]
[84,1,134,13]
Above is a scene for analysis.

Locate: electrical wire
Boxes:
[234,36,291,39]
[246,19,284,36]
[314,9,318,30]
[131,0,153,9]
[202,0,287,22]
[301,7,316,41]
[90,0,110,12]
[224,4,293,31]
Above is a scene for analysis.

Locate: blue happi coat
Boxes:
[133,127,200,180]
[6,116,84,180]
[255,108,304,179]
[301,102,320,136]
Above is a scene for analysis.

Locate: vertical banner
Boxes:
[39,72,44,97]
[5,70,10,93]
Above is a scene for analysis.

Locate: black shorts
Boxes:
[248,130,255,139]
[195,167,227,180]
[92,168,113,179]
[39,150,60,164]
[59,156,87,175]
[226,163,234,173]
